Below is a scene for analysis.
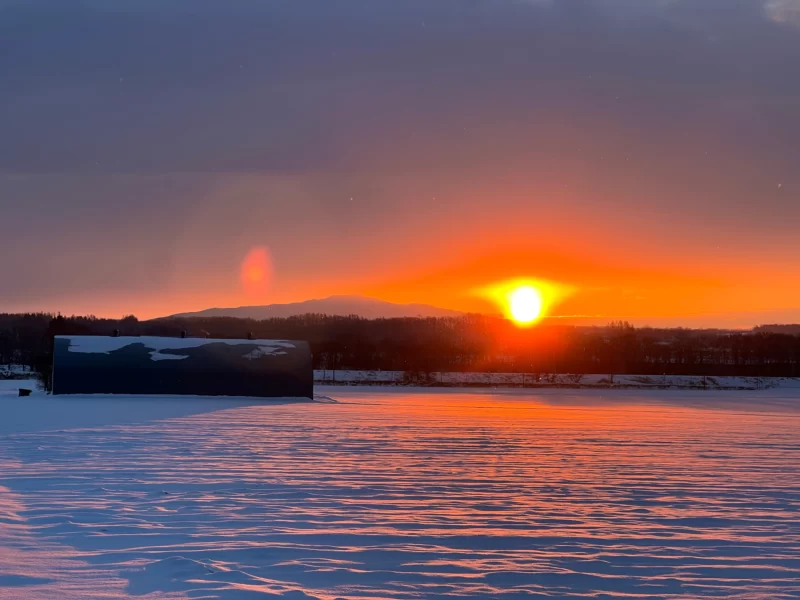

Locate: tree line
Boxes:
[2,312,800,385]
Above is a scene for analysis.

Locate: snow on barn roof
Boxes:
[52,336,313,398]
[58,335,297,362]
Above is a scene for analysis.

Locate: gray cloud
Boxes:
[2,0,798,174]
[1,0,799,314]
[765,0,800,26]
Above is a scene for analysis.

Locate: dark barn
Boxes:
[52,336,313,398]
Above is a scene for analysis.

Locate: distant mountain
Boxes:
[168,295,465,321]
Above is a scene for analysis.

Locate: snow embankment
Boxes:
[0,365,33,380]
[315,370,800,389]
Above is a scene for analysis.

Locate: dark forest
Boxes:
[2,313,800,387]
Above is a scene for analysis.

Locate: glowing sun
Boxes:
[509,286,543,325]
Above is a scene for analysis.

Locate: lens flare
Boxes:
[240,247,273,296]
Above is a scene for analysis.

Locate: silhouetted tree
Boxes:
[0,312,798,385]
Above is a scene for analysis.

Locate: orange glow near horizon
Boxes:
[16,232,800,328]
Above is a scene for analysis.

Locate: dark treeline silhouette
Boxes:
[754,324,800,335]
[2,312,800,386]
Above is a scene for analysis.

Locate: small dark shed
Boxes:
[52,335,313,398]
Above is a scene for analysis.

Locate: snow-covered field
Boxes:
[2,384,800,598]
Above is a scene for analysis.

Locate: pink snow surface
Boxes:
[1,386,799,598]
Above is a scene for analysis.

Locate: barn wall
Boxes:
[52,336,313,398]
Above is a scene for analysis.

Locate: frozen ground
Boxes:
[1,385,799,599]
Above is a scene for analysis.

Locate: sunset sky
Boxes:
[2,0,799,327]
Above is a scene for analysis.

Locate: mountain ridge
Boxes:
[168,295,465,321]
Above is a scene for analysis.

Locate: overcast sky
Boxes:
[2,0,799,325]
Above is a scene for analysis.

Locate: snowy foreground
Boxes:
[1,381,800,599]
